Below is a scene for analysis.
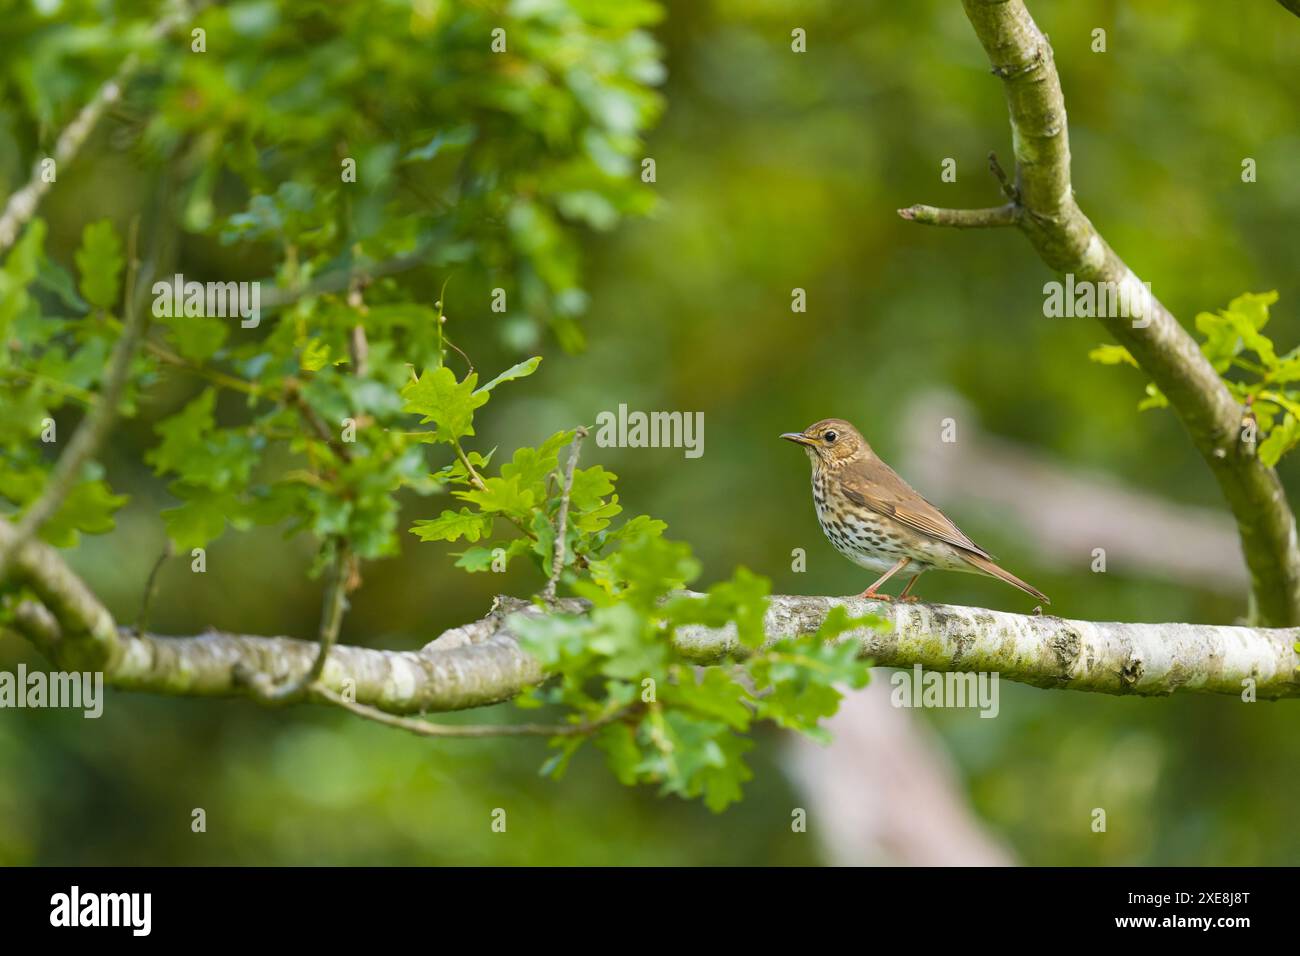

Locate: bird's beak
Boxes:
[780,432,814,447]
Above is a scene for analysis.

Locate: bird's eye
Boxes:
[824,431,837,444]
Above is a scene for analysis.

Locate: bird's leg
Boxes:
[858,557,910,600]
[898,571,924,603]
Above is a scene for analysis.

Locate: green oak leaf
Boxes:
[453,546,498,572]
[662,666,752,732]
[473,356,542,395]
[146,389,216,476]
[1087,344,1137,367]
[1260,414,1300,467]
[162,314,229,363]
[300,338,332,371]
[38,479,128,547]
[160,486,239,550]
[453,474,535,516]
[411,507,494,543]
[75,220,124,310]
[568,465,616,510]
[664,566,771,648]
[0,219,47,337]
[500,430,575,497]
[401,366,488,443]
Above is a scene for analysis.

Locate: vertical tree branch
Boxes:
[899,0,1300,624]
[253,542,352,702]
[543,426,588,603]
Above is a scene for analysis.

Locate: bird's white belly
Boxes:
[841,547,906,573]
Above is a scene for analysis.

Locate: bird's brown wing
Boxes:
[840,457,993,560]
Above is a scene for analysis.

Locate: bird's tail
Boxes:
[962,554,1050,604]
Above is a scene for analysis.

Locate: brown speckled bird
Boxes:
[782,418,1049,605]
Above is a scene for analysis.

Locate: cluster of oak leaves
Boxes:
[403,348,879,811]
[1091,290,1299,465]
[1,216,879,812]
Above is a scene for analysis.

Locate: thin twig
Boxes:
[896,203,1020,228]
[133,541,174,636]
[256,244,434,312]
[441,333,474,375]
[348,323,370,378]
[542,426,588,603]
[286,381,353,463]
[142,337,264,396]
[315,685,639,738]
[346,252,370,377]
[455,440,533,532]
[988,150,1018,201]
[450,438,539,542]
[258,542,352,701]
[453,440,489,490]
[0,367,99,406]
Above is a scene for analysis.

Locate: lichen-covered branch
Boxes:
[4,530,1296,710]
[676,595,1299,699]
[4,508,1296,725]
[56,595,1300,704]
[0,521,117,668]
[900,0,1300,625]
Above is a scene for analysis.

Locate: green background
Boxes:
[2,0,1298,865]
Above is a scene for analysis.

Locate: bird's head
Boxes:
[780,418,870,470]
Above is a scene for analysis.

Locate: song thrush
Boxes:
[781,418,1049,604]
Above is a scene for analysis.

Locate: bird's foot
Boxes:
[899,594,920,603]
[857,589,892,602]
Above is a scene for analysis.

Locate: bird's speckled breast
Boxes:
[811,470,911,572]
[810,469,970,574]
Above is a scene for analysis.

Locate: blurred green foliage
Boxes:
[2,0,1300,864]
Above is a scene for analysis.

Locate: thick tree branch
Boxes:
[54,596,1300,704]
[0,522,117,668]
[33,593,549,714]
[900,0,1300,625]
[5,528,1295,710]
